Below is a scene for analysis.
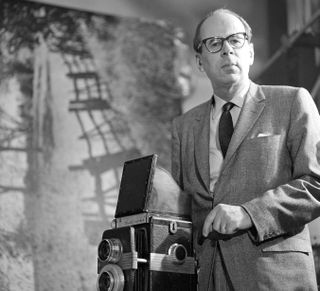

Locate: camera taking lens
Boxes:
[97,264,125,291]
[98,272,111,291]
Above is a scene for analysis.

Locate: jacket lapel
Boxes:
[221,83,265,172]
[194,100,212,193]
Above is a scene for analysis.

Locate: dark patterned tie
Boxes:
[219,102,235,158]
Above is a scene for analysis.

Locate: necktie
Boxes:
[219,102,235,158]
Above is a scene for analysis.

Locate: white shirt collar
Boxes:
[212,82,250,109]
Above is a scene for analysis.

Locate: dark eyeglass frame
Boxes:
[198,32,249,53]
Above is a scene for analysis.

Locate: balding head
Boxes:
[193,9,252,53]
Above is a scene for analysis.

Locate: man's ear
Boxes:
[249,43,254,66]
[196,54,204,72]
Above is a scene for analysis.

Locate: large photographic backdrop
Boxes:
[0,0,190,289]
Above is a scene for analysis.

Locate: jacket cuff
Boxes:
[241,205,259,243]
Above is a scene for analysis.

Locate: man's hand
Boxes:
[202,204,253,237]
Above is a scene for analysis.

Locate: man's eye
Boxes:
[229,38,241,45]
[207,40,221,48]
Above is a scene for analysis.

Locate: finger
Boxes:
[224,220,239,234]
[219,223,227,234]
[224,223,235,234]
[202,208,217,237]
[212,212,223,233]
[228,222,239,234]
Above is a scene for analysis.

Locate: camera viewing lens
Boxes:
[98,240,111,261]
[98,238,123,263]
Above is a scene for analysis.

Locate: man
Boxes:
[171,8,320,290]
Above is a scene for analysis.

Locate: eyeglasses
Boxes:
[198,32,249,53]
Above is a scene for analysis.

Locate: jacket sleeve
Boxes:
[242,88,320,243]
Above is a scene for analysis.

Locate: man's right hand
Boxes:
[202,203,252,237]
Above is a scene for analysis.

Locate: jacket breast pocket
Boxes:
[243,134,282,150]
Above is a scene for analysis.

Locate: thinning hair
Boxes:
[193,8,253,53]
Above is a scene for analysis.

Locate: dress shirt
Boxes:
[209,91,247,192]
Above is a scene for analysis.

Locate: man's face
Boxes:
[196,12,254,89]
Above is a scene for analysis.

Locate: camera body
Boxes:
[96,155,197,291]
[97,214,196,291]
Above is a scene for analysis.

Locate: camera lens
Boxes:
[98,272,112,291]
[98,239,123,263]
[97,264,125,291]
[98,240,111,261]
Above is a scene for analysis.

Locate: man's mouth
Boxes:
[222,63,237,69]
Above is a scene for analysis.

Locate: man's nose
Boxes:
[221,40,234,55]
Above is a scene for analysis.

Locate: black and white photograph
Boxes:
[0,0,319,290]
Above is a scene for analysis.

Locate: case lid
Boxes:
[115,154,157,218]
[115,154,191,219]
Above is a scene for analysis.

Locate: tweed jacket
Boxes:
[171,82,320,290]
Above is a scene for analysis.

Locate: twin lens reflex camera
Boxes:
[96,154,197,291]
